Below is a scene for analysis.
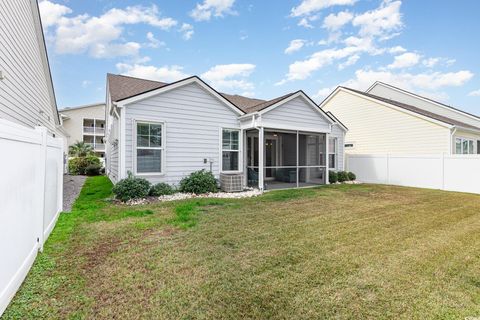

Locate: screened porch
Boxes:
[245,129,335,190]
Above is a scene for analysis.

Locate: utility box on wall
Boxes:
[220,173,244,192]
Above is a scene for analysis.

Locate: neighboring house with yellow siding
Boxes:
[321,82,480,155]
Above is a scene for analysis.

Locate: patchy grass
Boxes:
[4,177,480,319]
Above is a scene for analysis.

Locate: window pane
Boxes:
[150,124,162,136]
[222,129,239,150]
[456,139,462,154]
[230,131,239,150]
[329,138,336,153]
[137,135,150,147]
[137,149,161,173]
[222,151,239,171]
[469,140,474,154]
[137,123,149,135]
[463,140,469,154]
[329,154,336,169]
[150,135,162,147]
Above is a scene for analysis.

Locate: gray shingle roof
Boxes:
[107,74,168,102]
[342,87,480,131]
[107,73,298,114]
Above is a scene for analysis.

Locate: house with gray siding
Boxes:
[105,74,346,190]
[0,0,63,138]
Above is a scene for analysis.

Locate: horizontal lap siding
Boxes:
[261,96,331,131]
[107,116,119,182]
[0,0,57,133]
[125,83,240,185]
[323,91,450,154]
[331,125,345,170]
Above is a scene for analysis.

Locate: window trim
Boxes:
[328,137,338,170]
[133,120,166,176]
[220,127,242,173]
[455,137,475,154]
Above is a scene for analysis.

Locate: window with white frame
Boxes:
[455,137,475,154]
[222,129,240,171]
[328,137,337,169]
[136,122,163,174]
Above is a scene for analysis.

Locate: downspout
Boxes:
[450,126,457,155]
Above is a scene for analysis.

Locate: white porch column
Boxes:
[325,133,330,184]
[242,129,247,188]
[258,127,264,191]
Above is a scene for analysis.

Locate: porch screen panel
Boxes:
[298,133,326,185]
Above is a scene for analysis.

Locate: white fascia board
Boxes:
[115,77,244,116]
[258,91,335,125]
[334,88,454,129]
[453,125,480,135]
[367,81,480,123]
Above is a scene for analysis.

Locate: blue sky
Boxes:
[40,0,480,115]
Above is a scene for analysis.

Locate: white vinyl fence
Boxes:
[346,153,480,194]
[0,119,64,315]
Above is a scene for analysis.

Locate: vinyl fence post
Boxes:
[35,126,47,252]
[58,140,64,214]
[441,153,445,190]
[386,153,390,185]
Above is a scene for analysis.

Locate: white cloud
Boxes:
[388,52,421,69]
[322,11,353,31]
[338,54,359,70]
[388,46,407,54]
[201,63,256,91]
[190,0,236,21]
[285,39,306,54]
[146,32,165,48]
[343,69,474,92]
[313,87,335,100]
[81,80,91,88]
[278,47,361,83]
[180,23,194,40]
[38,0,71,28]
[468,89,480,97]
[352,0,402,39]
[39,1,178,58]
[291,0,356,17]
[298,17,314,28]
[116,63,188,82]
[422,57,440,68]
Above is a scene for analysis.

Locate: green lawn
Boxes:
[4,176,480,319]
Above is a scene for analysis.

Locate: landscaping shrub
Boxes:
[347,172,356,181]
[85,164,102,176]
[112,172,151,201]
[329,170,338,184]
[149,182,176,196]
[179,170,217,194]
[337,171,349,183]
[68,156,101,175]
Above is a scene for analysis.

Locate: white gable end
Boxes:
[261,96,331,132]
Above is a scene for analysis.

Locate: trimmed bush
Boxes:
[337,171,349,183]
[150,182,175,196]
[347,172,356,181]
[112,172,151,202]
[329,170,338,184]
[85,164,101,176]
[179,170,217,194]
[68,156,101,175]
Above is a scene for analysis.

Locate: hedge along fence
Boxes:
[0,120,64,316]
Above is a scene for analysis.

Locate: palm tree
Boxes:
[69,141,94,157]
